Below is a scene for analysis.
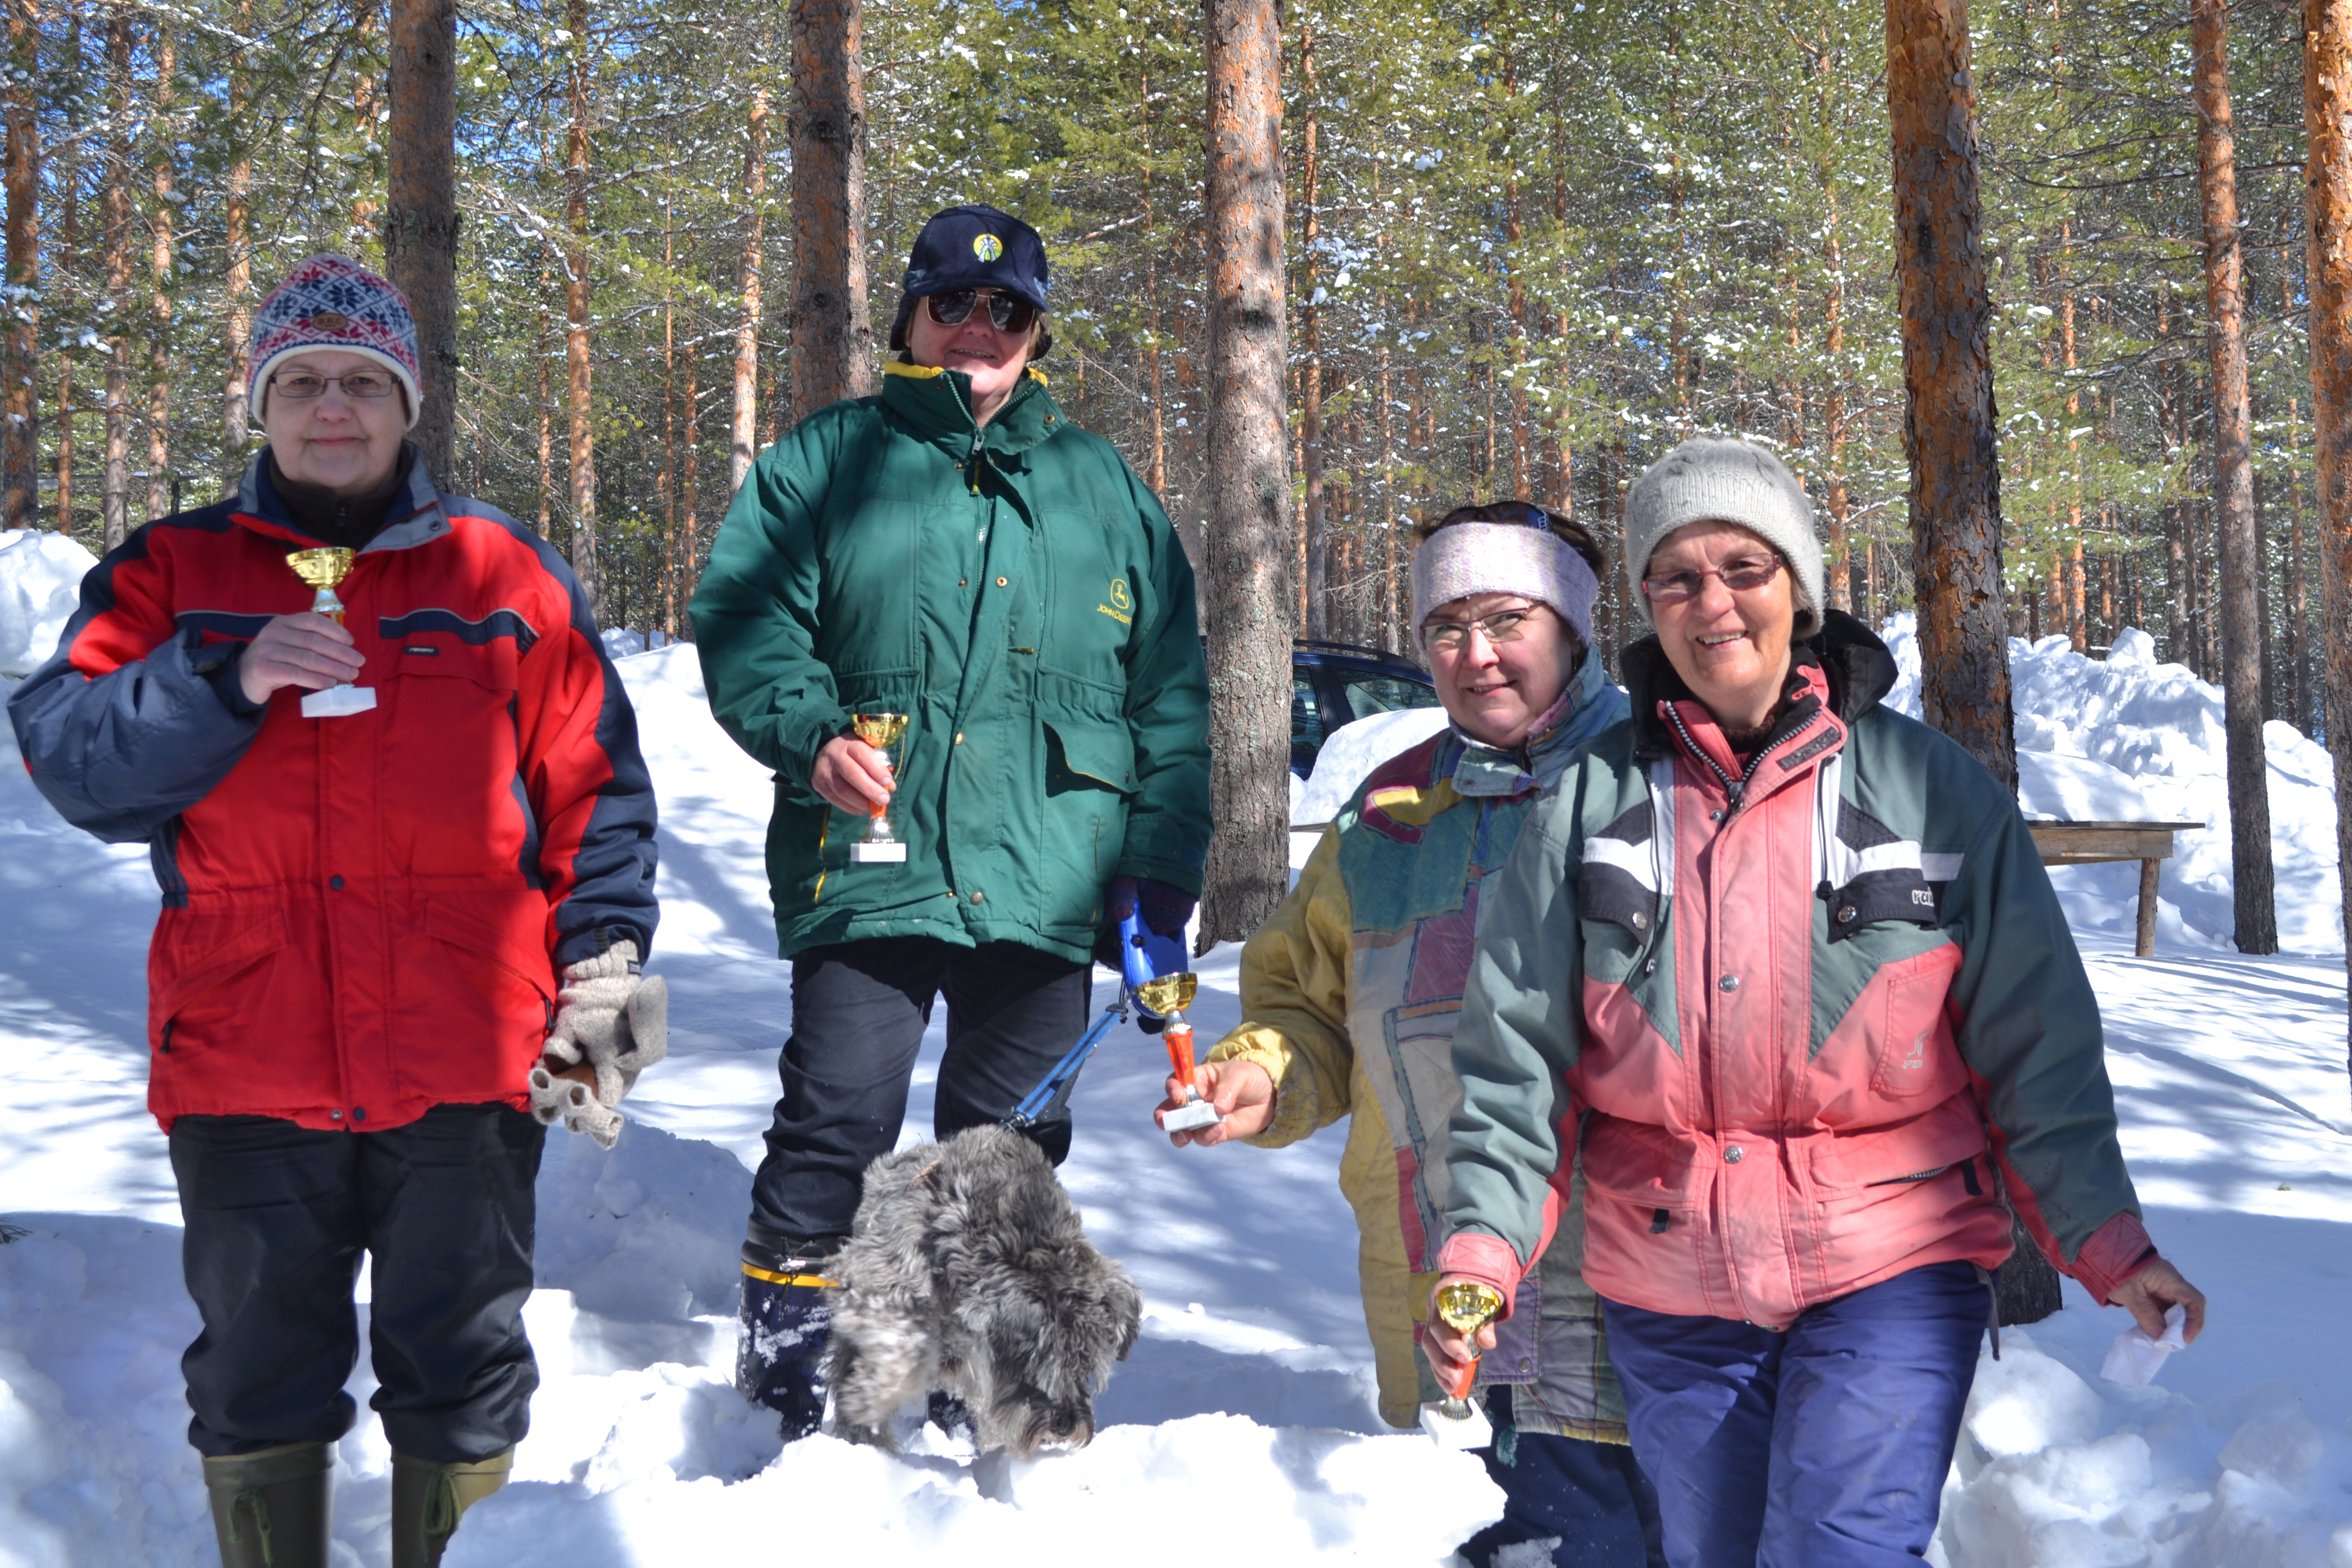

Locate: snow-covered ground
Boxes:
[3,535,2350,1565]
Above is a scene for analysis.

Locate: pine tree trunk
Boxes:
[562,0,600,617]
[2193,0,2276,953]
[680,338,700,626]
[1889,0,2056,1322]
[2,0,37,530]
[145,26,173,525]
[1198,0,1292,948]
[1885,0,2015,788]
[384,0,459,478]
[52,136,72,536]
[1296,24,1326,642]
[2301,0,2352,1066]
[536,270,551,535]
[222,12,251,484]
[100,9,130,551]
[788,0,869,422]
[661,209,676,640]
[731,88,765,493]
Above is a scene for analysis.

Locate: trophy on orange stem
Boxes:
[1419,1279,1504,1449]
[1124,909,1218,1134]
[285,548,377,718]
[848,713,909,863]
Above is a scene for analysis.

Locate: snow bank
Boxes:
[1881,617,2343,955]
[1294,707,1455,825]
[451,1411,1501,1568]
[0,531,96,682]
[1933,1329,2352,1567]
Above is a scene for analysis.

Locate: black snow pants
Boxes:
[169,1103,545,1462]
[743,936,1090,1267]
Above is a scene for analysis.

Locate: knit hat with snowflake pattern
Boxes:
[247,255,423,429]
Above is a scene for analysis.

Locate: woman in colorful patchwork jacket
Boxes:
[1426,437,2206,1568]
[1162,503,1663,1568]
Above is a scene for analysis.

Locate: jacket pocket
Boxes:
[149,905,292,1052]
[394,638,520,692]
[1037,718,1134,931]
[416,894,558,1101]
[1871,943,1966,1099]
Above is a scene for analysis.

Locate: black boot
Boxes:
[736,1245,841,1439]
[202,1441,334,1568]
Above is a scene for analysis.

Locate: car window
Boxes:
[1292,673,1334,778]
[1338,672,1441,719]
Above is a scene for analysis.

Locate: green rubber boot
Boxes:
[202,1442,334,1568]
[390,1448,515,1568]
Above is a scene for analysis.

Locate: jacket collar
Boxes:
[233,442,453,555]
[878,356,1062,462]
[1447,642,1623,798]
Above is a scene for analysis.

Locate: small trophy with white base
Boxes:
[1420,1279,1503,1450]
[285,548,377,718]
[848,713,909,864]
[1142,970,1220,1134]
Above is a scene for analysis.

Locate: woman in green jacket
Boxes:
[691,205,1213,1436]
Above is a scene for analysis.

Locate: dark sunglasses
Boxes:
[925,287,1039,335]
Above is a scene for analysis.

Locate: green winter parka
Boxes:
[690,359,1212,963]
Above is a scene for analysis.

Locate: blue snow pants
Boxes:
[1460,1391,1667,1567]
[1601,1261,1989,1568]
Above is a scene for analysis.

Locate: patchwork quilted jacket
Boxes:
[1209,647,1632,1433]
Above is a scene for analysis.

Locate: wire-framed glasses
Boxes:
[271,371,399,401]
[1640,554,1782,604]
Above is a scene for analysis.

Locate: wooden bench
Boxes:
[2026,820,2202,958]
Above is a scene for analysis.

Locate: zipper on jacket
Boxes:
[1660,699,1820,817]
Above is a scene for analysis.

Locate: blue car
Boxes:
[1291,639,1442,778]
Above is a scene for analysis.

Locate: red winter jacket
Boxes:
[8,450,658,1133]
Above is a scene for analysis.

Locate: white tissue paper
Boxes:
[2099,1302,2188,1387]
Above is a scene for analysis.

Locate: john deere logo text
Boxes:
[973,234,1004,262]
[1097,577,1133,625]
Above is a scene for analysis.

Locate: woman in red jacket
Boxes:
[9,257,661,1568]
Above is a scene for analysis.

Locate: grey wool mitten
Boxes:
[530,940,669,1150]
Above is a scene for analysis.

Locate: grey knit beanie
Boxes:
[1622,436,1824,639]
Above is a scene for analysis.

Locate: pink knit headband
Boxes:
[1410,521,1599,648]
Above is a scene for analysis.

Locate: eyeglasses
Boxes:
[1424,605,1545,653]
[1641,554,1782,604]
[271,370,398,401]
[925,287,1039,335]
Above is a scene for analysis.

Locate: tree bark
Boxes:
[562,0,600,616]
[2302,0,2352,1061]
[680,331,701,624]
[2193,0,2276,953]
[385,0,459,478]
[1889,0,2052,1320]
[1296,19,1326,641]
[1198,0,1291,948]
[146,26,173,524]
[788,0,869,422]
[731,87,766,493]
[222,0,252,483]
[1885,0,2015,789]
[661,207,677,640]
[100,8,130,550]
[2,0,37,529]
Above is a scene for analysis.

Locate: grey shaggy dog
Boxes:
[825,1124,1142,1458]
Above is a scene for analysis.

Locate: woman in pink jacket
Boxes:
[1425,437,2204,1567]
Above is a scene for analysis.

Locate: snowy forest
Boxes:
[0,0,2322,705]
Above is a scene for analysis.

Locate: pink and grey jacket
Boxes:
[1437,612,2158,1331]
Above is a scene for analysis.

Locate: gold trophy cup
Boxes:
[848,713,910,863]
[1420,1279,1505,1450]
[285,548,377,718]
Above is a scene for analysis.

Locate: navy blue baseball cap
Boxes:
[889,204,1052,358]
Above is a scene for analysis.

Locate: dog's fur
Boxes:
[824,1124,1142,1458]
